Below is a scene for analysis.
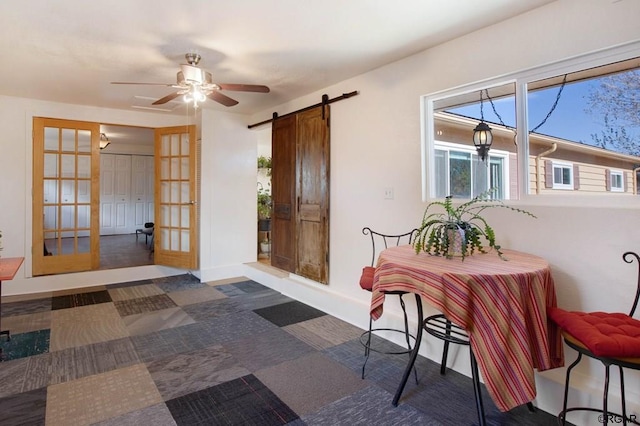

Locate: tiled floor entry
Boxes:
[0,274,561,425]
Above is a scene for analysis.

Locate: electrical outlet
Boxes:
[384,187,394,200]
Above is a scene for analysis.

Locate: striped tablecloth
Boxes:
[370,245,564,412]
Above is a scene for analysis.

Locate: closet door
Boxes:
[100,154,116,235]
[113,155,132,234]
[132,155,154,229]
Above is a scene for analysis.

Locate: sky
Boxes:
[446,75,639,155]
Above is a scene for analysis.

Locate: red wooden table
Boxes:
[370,245,564,411]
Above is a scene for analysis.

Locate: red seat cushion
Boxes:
[359,266,375,291]
[548,307,640,358]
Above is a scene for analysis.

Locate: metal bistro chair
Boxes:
[423,293,537,425]
[549,251,640,426]
[358,227,418,384]
[423,313,487,425]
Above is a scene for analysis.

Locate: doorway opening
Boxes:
[257,128,272,265]
[98,124,155,270]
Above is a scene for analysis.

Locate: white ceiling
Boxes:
[1,0,555,117]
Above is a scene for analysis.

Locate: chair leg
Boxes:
[440,320,453,375]
[560,352,583,425]
[603,364,610,426]
[470,350,486,426]
[619,366,627,426]
[362,315,373,379]
[399,295,418,384]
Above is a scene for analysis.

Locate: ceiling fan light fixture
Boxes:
[184,85,207,108]
[99,133,110,150]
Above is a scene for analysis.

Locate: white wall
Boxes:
[1,0,640,422]
[242,0,640,421]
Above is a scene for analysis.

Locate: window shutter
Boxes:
[573,164,580,190]
[605,169,611,191]
[544,160,553,189]
[624,171,629,192]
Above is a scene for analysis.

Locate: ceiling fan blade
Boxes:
[208,91,239,107]
[217,83,270,93]
[111,82,175,86]
[152,92,182,105]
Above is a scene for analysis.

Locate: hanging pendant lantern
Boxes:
[473,90,493,162]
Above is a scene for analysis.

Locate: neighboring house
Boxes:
[433,112,640,199]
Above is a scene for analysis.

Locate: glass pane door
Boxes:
[33,118,99,275]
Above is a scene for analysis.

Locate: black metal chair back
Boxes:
[359,226,418,384]
[623,251,640,317]
[362,227,417,267]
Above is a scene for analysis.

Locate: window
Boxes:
[422,43,640,201]
[552,162,573,190]
[609,170,624,192]
[434,142,508,199]
[428,82,516,200]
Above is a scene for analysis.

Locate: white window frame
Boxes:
[421,40,640,207]
[610,170,624,192]
[552,161,573,190]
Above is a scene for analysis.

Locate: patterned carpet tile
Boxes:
[301,385,437,425]
[22,352,53,393]
[106,278,154,289]
[254,351,368,416]
[49,337,140,385]
[165,374,299,426]
[130,319,230,364]
[181,298,237,321]
[227,289,293,312]
[224,327,316,373]
[45,363,163,426]
[0,310,51,335]
[51,290,112,310]
[0,357,30,398]
[114,293,177,316]
[123,307,195,336]
[108,283,165,302]
[0,329,50,361]
[230,279,271,293]
[92,403,177,426]
[153,274,203,293]
[52,286,107,297]
[254,300,327,327]
[166,285,227,306]
[214,283,250,298]
[146,344,249,401]
[195,310,280,344]
[0,387,47,426]
[50,303,129,352]
[1,297,52,317]
[283,315,364,350]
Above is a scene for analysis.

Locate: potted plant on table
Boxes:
[412,189,536,260]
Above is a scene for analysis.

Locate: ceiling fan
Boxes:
[111,53,270,108]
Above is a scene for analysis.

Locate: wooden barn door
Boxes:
[271,105,330,284]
